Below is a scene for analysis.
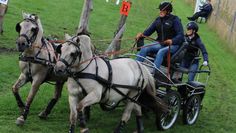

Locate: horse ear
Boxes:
[16,23,21,33]
[64,33,71,40]
[55,44,62,54]
[35,15,38,20]
[22,11,29,19]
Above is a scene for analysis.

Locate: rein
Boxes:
[71,36,167,69]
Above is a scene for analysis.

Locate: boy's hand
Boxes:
[203,61,208,66]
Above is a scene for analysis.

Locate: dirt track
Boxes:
[0,47,16,53]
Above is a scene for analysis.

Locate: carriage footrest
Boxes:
[187,81,205,88]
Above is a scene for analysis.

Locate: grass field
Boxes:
[0,0,236,133]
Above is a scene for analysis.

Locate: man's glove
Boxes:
[203,61,208,66]
[135,33,144,41]
[163,39,173,45]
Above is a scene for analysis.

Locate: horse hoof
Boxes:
[38,111,48,119]
[16,116,25,126]
[80,128,89,133]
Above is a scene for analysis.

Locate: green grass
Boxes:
[1,0,236,132]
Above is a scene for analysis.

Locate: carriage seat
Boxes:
[170,42,188,65]
[187,81,205,88]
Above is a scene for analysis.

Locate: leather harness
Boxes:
[18,38,57,83]
[71,57,145,109]
[19,38,56,66]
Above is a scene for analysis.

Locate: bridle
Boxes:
[16,18,39,48]
[59,38,82,68]
[16,16,59,66]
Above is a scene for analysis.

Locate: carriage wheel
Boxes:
[156,91,181,130]
[183,95,201,125]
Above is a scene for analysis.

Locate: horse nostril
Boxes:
[56,69,64,74]
[58,70,63,73]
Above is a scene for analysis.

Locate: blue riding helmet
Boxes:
[158,1,173,12]
[186,21,199,32]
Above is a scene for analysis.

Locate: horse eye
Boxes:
[70,53,76,57]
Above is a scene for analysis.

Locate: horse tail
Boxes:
[145,70,170,113]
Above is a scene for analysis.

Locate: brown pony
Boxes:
[13,12,67,126]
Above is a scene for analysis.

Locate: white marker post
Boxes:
[0,0,9,5]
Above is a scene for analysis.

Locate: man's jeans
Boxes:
[191,11,209,20]
[181,58,199,81]
[136,43,179,68]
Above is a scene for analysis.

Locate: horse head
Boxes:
[54,34,93,75]
[15,12,43,52]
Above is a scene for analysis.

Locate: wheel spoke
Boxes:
[157,91,181,130]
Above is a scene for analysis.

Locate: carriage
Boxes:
[137,40,211,130]
[14,12,211,132]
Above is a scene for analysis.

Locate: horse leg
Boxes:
[77,110,91,133]
[68,94,79,133]
[38,81,64,119]
[83,106,91,122]
[12,73,28,114]
[114,101,135,133]
[76,89,102,133]
[74,94,90,133]
[80,90,91,122]
[0,16,3,34]
[15,77,43,126]
[133,104,144,133]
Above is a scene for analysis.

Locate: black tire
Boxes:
[183,95,201,125]
[156,91,181,130]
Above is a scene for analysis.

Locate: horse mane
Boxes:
[78,35,93,60]
[77,32,95,53]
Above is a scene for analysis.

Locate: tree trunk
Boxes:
[105,13,128,58]
[76,0,93,35]
[105,0,132,58]
[105,23,126,56]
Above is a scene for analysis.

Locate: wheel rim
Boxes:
[186,96,200,125]
[160,94,180,129]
